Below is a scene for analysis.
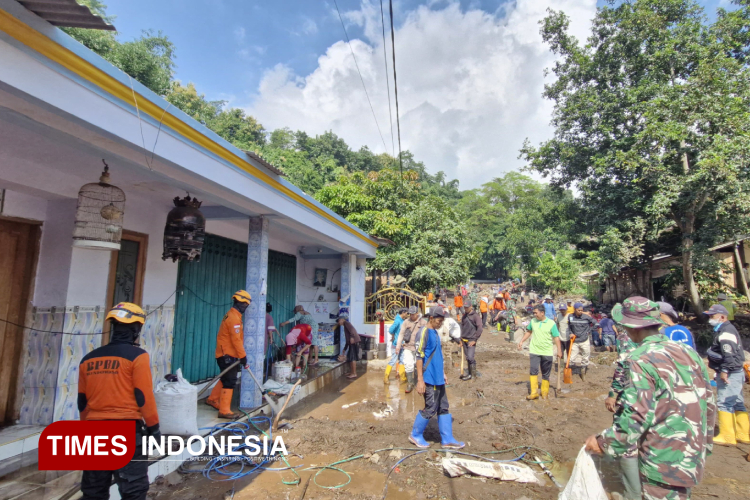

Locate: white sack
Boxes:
[558,446,608,500]
[442,458,543,484]
[154,368,199,436]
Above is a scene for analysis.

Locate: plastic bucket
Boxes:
[273,361,292,384]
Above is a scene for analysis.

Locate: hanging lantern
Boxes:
[162,195,206,262]
[72,161,125,251]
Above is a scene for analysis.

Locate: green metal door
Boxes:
[172,233,297,382]
[266,251,297,355]
[172,234,247,382]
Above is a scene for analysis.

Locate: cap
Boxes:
[408,305,418,314]
[657,301,679,321]
[611,296,664,329]
[427,307,446,318]
[558,303,567,310]
[337,312,349,320]
[544,294,552,300]
[717,293,727,300]
[703,304,729,316]
[573,302,583,309]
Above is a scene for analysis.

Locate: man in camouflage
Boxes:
[585,297,716,500]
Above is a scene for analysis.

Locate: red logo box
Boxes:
[38,421,136,470]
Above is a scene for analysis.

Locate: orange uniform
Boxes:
[454,295,464,308]
[491,298,506,311]
[215,307,247,359]
[427,292,434,301]
[479,300,488,313]
[78,343,159,431]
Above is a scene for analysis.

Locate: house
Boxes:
[0,0,379,441]
[582,239,750,304]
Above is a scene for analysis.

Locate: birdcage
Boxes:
[162,195,206,262]
[72,162,126,250]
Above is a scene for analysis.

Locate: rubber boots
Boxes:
[471,363,480,378]
[408,413,430,448]
[384,365,393,383]
[438,414,465,449]
[398,364,407,383]
[541,379,550,400]
[526,375,539,400]
[218,389,240,419]
[580,366,587,382]
[715,411,737,446]
[459,367,472,381]
[405,372,415,393]
[206,381,222,410]
[735,411,750,444]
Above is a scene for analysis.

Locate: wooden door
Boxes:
[104,231,147,344]
[0,219,40,426]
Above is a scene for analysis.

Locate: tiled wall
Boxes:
[19,305,174,425]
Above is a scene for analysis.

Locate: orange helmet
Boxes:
[232,290,252,304]
[105,302,146,325]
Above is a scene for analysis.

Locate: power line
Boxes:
[332,0,389,154]
[388,0,404,177]
[379,0,396,157]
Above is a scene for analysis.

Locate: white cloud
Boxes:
[247,0,597,189]
[302,17,319,35]
[234,27,246,43]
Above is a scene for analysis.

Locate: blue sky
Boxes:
[102,0,733,188]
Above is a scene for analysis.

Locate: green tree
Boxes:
[522,0,750,314]
[63,1,175,95]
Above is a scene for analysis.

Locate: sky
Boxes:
[103,0,732,190]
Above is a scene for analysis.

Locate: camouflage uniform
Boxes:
[600,298,716,500]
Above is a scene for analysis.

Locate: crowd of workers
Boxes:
[73,278,747,500]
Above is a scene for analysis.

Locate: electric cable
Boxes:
[388,0,404,178]
[332,0,389,153]
[379,0,396,156]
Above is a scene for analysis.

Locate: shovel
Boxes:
[563,335,576,384]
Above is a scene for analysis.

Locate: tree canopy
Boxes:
[522,0,750,312]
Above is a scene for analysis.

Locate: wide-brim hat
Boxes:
[612,296,664,329]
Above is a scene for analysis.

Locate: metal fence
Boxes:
[364,286,426,323]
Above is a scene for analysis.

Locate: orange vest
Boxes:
[479,300,488,313]
[454,295,463,307]
[215,307,247,359]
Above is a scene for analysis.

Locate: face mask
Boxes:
[708,318,722,327]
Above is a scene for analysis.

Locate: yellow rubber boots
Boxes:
[384,365,393,383]
[541,380,550,400]
[735,411,750,444]
[715,411,737,446]
[526,375,539,400]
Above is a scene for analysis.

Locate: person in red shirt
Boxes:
[78,302,158,500]
[206,290,251,419]
[285,324,312,368]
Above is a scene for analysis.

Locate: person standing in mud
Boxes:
[585,297,716,500]
[516,304,562,400]
[566,302,596,381]
[459,301,483,381]
[396,306,427,393]
[408,307,465,449]
[603,300,641,500]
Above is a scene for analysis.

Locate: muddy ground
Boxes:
[149,330,750,500]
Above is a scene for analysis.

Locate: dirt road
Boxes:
[149,330,750,500]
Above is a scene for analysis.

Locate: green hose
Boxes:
[240,408,301,485]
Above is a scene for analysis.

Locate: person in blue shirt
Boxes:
[657,302,695,349]
[408,307,464,449]
[543,295,556,321]
[598,313,618,352]
[384,308,408,384]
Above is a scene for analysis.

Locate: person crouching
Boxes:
[408,307,465,449]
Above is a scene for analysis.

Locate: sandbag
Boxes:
[558,446,608,500]
[154,368,199,436]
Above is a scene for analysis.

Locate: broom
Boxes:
[563,335,576,384]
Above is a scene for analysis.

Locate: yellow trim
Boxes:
[0,9,376,248]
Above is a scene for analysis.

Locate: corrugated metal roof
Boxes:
[17,0,115,31]
[242,150,286,177]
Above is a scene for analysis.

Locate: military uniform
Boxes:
[598,298,716,500]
